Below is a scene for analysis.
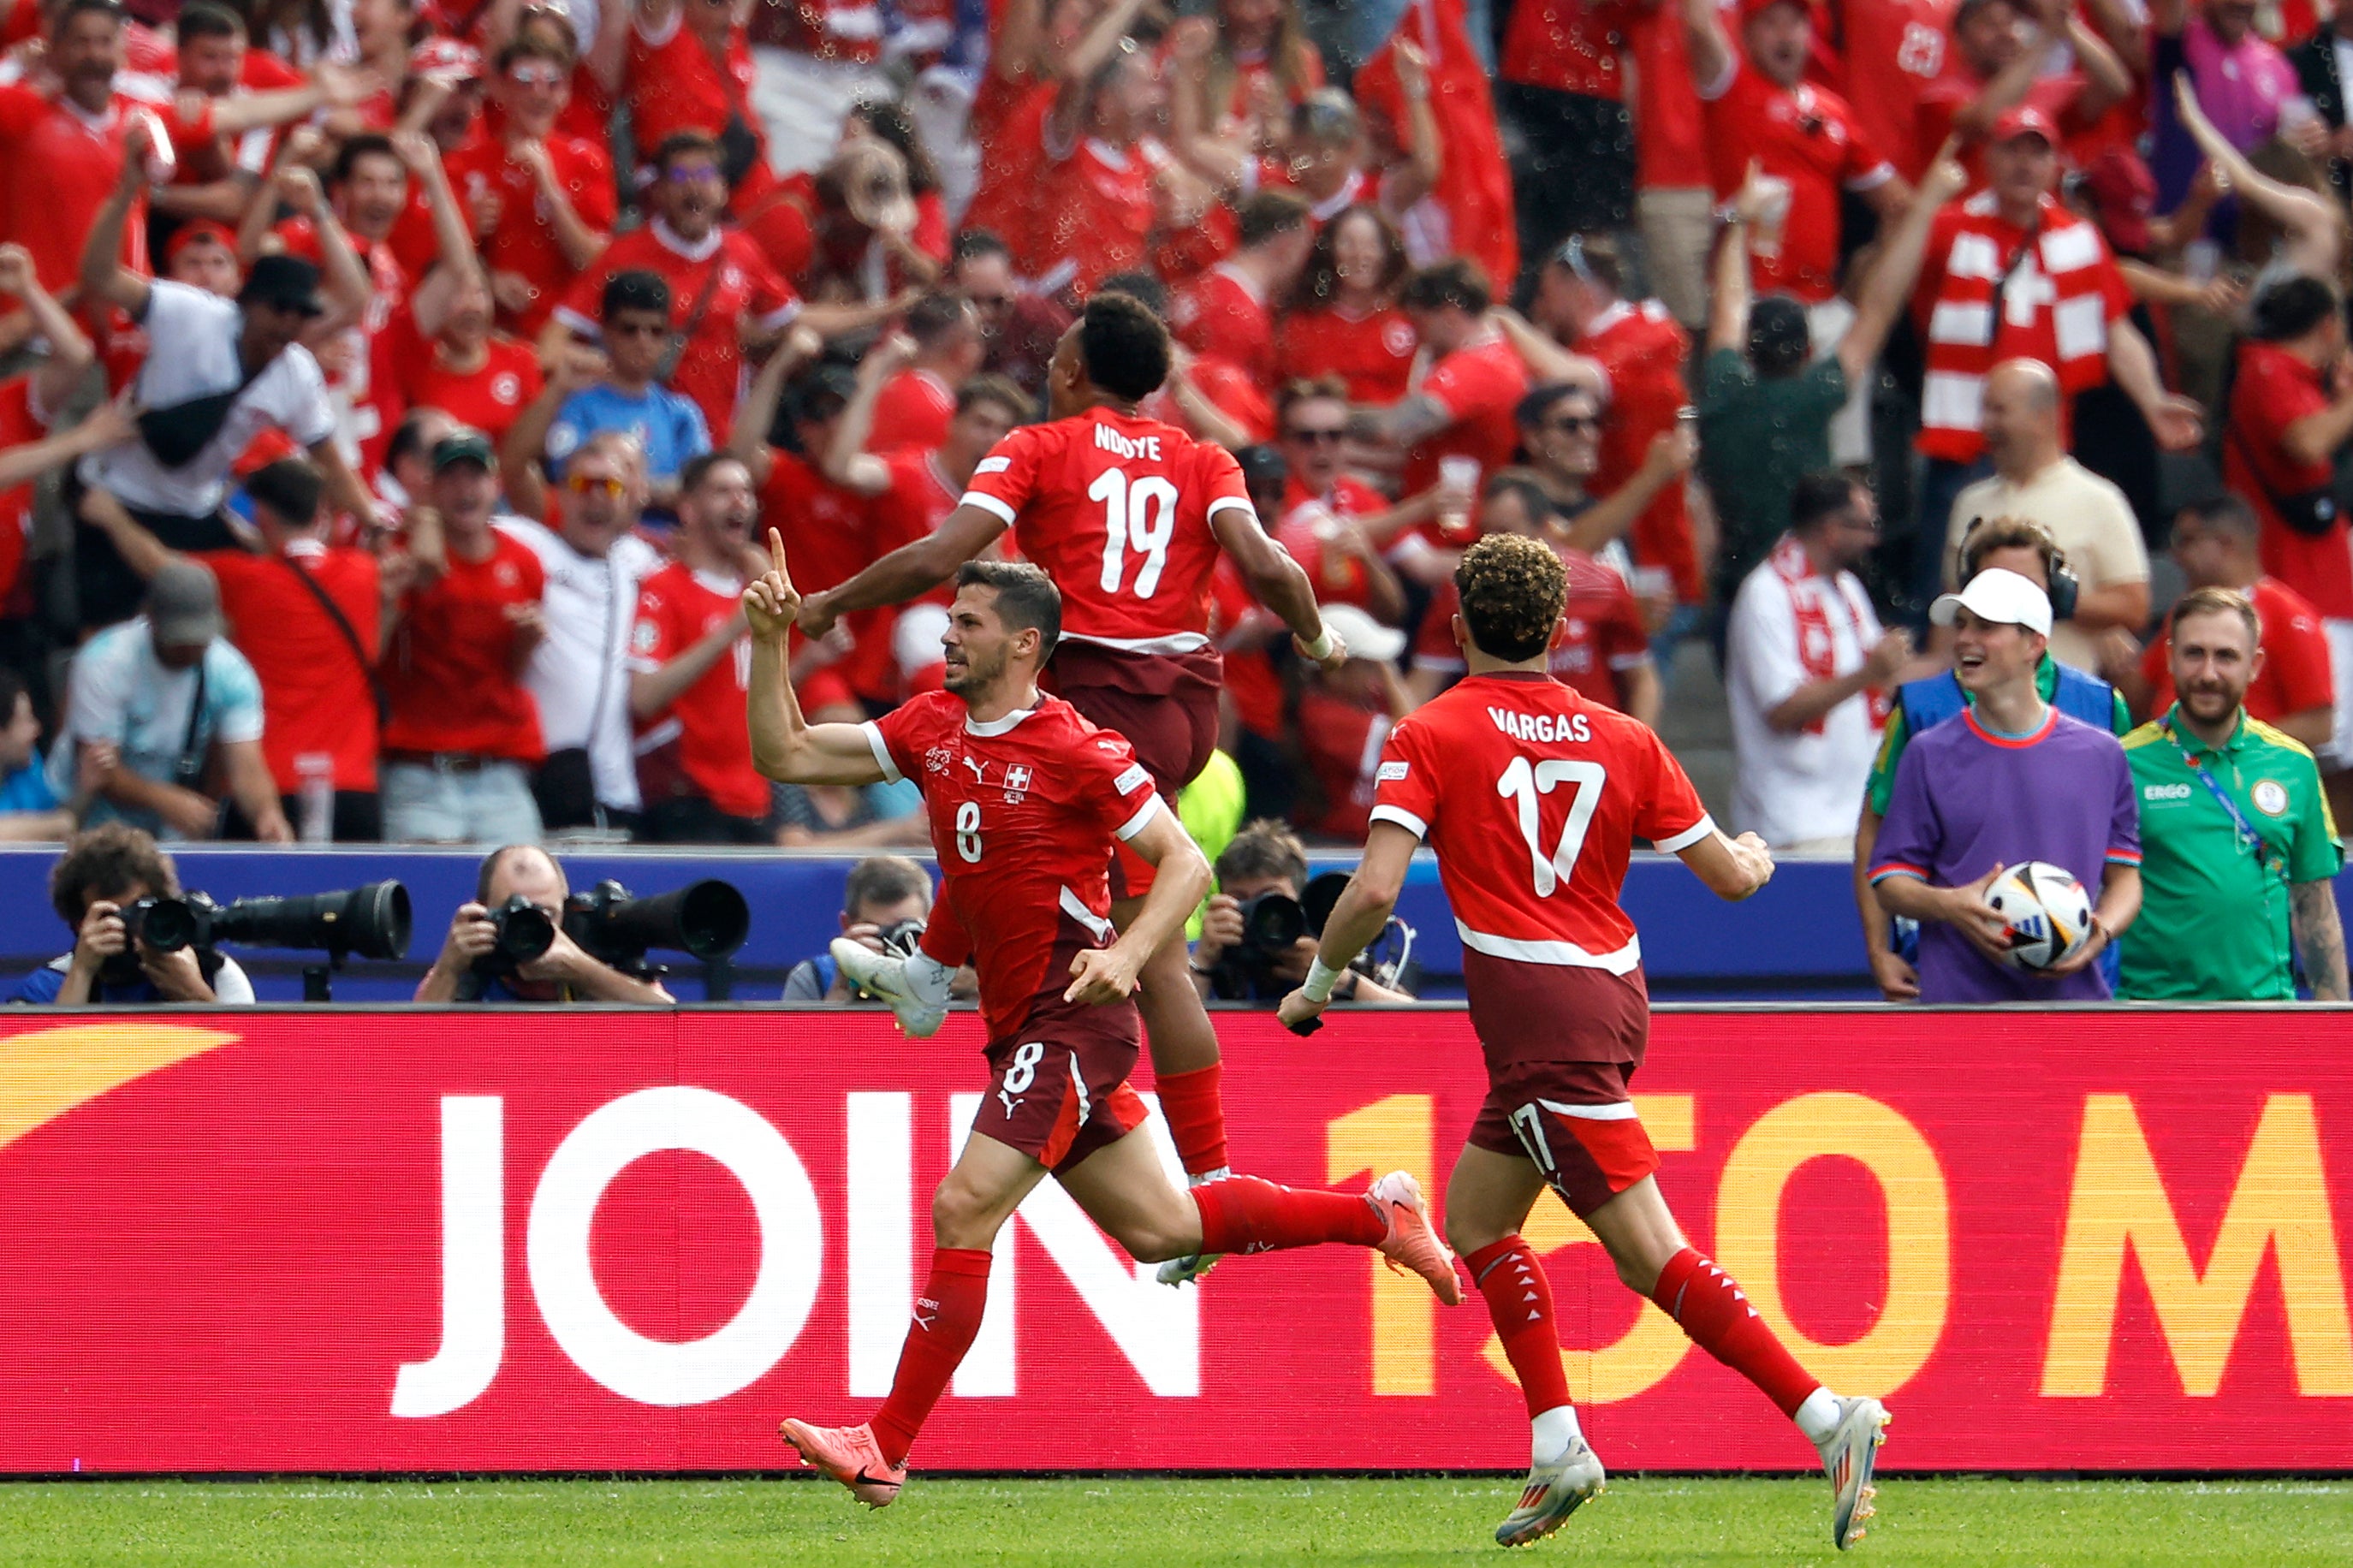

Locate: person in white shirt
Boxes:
[1727,472,1913,852]
[1944,359,2150,673]
[496,431,663,834]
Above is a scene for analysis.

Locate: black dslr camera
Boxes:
[1206,890,1310,1001]
[108,882,413,997]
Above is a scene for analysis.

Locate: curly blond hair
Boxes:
[1456,534,1564,663]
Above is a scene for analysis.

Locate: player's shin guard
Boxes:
[1649,1246,1819,1417]
[1466,1236,1572,1418]
[1154,1063,1229,1178]
[1191,1174,1386,1253]
[868,1247,992,1467]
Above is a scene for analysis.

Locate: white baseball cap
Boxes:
[1929,567,2053,637]
[1318,603,1407,664]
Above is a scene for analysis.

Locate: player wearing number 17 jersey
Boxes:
[794,293,1346,1250]
[1283,535,1893,1554]
[747,545,1460,1510]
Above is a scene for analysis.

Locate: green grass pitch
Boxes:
[2,1476,2348,1565]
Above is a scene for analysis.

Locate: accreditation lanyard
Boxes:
[2160,717,2285,883]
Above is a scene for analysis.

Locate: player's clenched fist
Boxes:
[744,526,803,642]
[1064,945,1141,1007]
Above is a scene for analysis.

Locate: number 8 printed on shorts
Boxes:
[1003,1041,1045,1094]
[955,799,983,863]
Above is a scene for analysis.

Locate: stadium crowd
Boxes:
[2,0,2352,1001]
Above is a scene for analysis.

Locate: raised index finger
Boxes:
[767,526,793,591]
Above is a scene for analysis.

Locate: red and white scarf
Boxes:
[1920,193,2112,462]
[1768,534,1887,737]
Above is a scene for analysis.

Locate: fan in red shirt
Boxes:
[629,453,772,841]
[193,459,388,840]
[2119,495,2334,746]
[1408,473,1657,725]
[0,246,101,609]
[797,291,1346,1221]
[1276,203,1419,404]
[1910,0,2131,186]
[552,132,802,444]
[864,293,984,457]
[1353,259,1530,572]
[389,269,545,449]
[753,549,1459,1509]
[1171,190,1313,392]
[1285,532,1892,1554]
[627,0,777,207]
[1622,0,1712,325]
[1271,377,1408,618]
[1530,234,1702,608]
[157,4,359,235]
[1681,0,1910,306]
[445,32,618,338]
[1027,35,1176,301]
[378,431,550,843]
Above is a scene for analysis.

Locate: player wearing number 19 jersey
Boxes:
[794,293,1343,1221]
[750,553,1461,1508]
[1283,535,1892,1554]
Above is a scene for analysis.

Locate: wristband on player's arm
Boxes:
[1302,956,1345,1003]
[1301,624,1337,662]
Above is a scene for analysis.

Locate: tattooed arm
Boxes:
[2291,879,2350,1001]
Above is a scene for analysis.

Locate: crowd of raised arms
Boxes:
[0,0,2350,871]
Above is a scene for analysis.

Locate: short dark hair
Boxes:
[2175,491,2261,541]
[1514,380,1595,431]
[51,823,177,928]
[676,451,746,497]
[1958,514,2062,582]
[602,268,671,320]
[1483,468,1556,531]
[1399,258,1491,316]
[653,130,723,176]
[1099,269,1168,317]
[1455,533,1565,663]
[842,854,932,918]
[1789,470,1863,534]
[476,843,562,905]
[953,229,1013,267]
[2250,275,2341,342]
[0,667,31,728]
[1550,231,1625,295]
[386,407,445,472]
[847,98,940,195]
[53,0,123,36]
[955,372,1031,422]
[1078,291,1172,403]
[1277,375,1350,430]
[1215,819,1308,892]
[1238,189,1312,249]
[2168,585,2262,645]
[330,133,402,188]
[955,558,1062,661]
[175,1,244,44]
[904,291,977,347]
[243,457,324,528]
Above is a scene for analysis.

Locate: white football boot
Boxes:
[1817,1395,1891,1550]
[830,938,949,1038]
[1156,1167,1232,1287]
[1494,1435,1607,1547]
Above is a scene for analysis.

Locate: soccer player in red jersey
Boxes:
[1170,190,1314,392]
[1285,534,1893,1553]
[793,293,1344,1281]
[747,542,1459,1506]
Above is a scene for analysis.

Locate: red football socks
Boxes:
[1649,1246,1818,1417]
[1154,1064,1229,1176]
[870,1247,992,1467]
[1467,1236,1572,1417]
[1191,1174,1386,1253]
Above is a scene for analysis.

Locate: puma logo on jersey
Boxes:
[1487,706,1591,745]
[996,1089,1023,1118]
[1093,424,1163,461]
[962,756,989,783]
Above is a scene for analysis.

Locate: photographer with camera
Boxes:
[11,824,255,1005]
[414,844,676,1003]
[784,855,933,1001]
[1188,821,1413,1005]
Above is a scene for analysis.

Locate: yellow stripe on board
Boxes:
[0,1023,241,1152]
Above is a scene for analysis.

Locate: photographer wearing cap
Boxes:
[10,823,254,1005]
[1187,821,1412,1005]
[414,844,674,1003]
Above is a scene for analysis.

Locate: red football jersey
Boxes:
[1583,301,1699,603]
[1276,303,1419,405]
[960,409,1255,650]
[870,367,956,454]
[446,131,618,337]
[381,533,547,762]
[1412,544,1649,711]
[629,561,767,819]
[2140,575,2336,726]
[1402,330,1530,502]
[1172,264,1276,390]
[0,377,50,605]
[0,86,199,292]
[392,325,544,448]
[865,692,1164,1039]
[200,542,382,792]
[1699,62,1893,305]
[1031,133,1161,300]
[1371,672,1708,971]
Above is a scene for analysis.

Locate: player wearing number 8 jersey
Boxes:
[795,292,1346,1262]
[1283,534,1893,1554]
[747,542,1462,1510]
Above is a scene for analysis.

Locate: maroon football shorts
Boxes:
[967,987,1150,1175]
[1048,640,1222,901]
[1464,955,1659,1217]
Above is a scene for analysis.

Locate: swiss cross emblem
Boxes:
[1003,764,1032,804]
